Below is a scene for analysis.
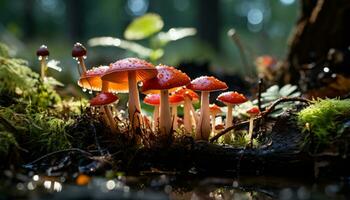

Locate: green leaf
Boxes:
[124,13,164,40]
[279,84,297,96]
[149,49,164,61]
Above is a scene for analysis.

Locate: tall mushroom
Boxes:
[209,104,222,135]
[102,58,157,131]
[187,76,228,141]
[141,65,190,136]
[90,92,119,133]
[36,45,49,80]
[174,87,199,134]
[143,94,160,131]
[217,91,247,143]
[169,94,185,129]
[246,106,260,145]
[72,43,88,73]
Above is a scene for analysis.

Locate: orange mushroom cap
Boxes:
[143,94,160,106]
[209,104,222,115]
[141,65,191,94]
[78,66,128,93]
[187,76,228,92]
[217,91,247,105]
[174,86,199,101]
[247,106,261,116]
[101,58,157,84]
[90,92,118,106]
[169,94,185,105]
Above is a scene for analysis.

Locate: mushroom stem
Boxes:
[224,104,233,142]
[159,89,171,135]
[196,91,210,140]
[153,105,159,131]
[78,57,87,73]
[128,71,142,130]
[104,106,118,133]
[101,81,118,133]
[189,104,198,126]
[172,105,178,129]
[248,116,254,143]
[211,114,216,135]
[183,96,192,134]
[40,56,47,80]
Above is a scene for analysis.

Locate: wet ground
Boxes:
[1,171,350,200]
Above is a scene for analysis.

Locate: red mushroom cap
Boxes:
[102,58,157,84]
[90,92,118,106]
[169,94,184,105]
[247,106,261,116]
[143,94,160,106]
[209,104,222,115]
[141,65,191,94]
[217,91,247,105]
[174,86,199,101]
[72,43,87,57]
[187,76,228,92]
[78,66,128,93]
[36,45,49,57]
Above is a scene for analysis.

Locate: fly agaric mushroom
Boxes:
[169,94,185,129]
[174,87,199,134]
[217,91,248,142]
[143,94,160,131]
[102,58,157,131]
[246,106,261,144]
[36,45,49,80]
[90,92,119,133]
[209,104,222,134]
[187,76,228,141]
[72,43,88,73]
[141,65,190,136]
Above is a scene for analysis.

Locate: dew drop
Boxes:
[38,56,43,61]
[82,88,87,92]
[83,56,87,59]
[89,90,93,94]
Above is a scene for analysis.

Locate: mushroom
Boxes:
[174,87,199,134]
[36,45,49,80]
[102,58,157,131]
[246,106,261,145]
[217,91,247,142]
[143,94,160,131]
[187,76,228,141]
[78,66,127,132]
[169,94,185,130]
[72,43,88,73]
[90,92,119,133]
[141,65,190,136]
[209,104,222,135]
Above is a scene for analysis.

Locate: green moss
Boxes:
[297,99,350,144]
[0,131,18,156]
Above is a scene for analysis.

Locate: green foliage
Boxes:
[253,84,301,117]
[297,99,350,144]
[124,13,164,40]
[88,13,196,62]
[0,131,18,156]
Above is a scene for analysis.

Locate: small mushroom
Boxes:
[143,94,160,131]
[141,65,190,136]
[102,58,157,132]
[174,87,199,134]
[187,76,228,141]
[246,106,261,145]
[169,94,185,129]
[72,43,88,73]
[217,91,247,142]
[90,92,119,133]
[209,104,222,135]
[36,45,49,80]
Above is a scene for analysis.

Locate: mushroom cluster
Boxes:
[70,42,262,144]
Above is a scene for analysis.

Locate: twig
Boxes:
[210,97,311,143]
[24,148,93,166]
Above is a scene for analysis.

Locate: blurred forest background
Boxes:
[0,0,298,85]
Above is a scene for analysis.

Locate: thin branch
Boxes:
[210,97,311,143]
